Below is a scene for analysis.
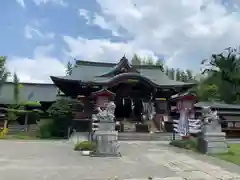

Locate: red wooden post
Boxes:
[176,94,197,140]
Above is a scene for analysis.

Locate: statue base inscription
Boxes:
[98,121,115,131]
[204,124,228,154]
[91,131,121,157]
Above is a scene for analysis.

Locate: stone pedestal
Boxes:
[203,124,228,154]
[204,132,228,154]
[92,131,121,157]
[98,121,115,131]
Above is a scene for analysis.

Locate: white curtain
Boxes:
[178,110,189,136]
[142,102,155,120]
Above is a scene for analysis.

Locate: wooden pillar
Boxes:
[154,98,168,132]
[24,113,28,132]
[176,95,196,139]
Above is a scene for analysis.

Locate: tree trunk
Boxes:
[24,113,28,132]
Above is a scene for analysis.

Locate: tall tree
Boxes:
[186,69,193,82]
[66,61,73,76]
[201,47,240,103]
[165,67,169,77]
[145,57,154,65]
[175,69,181,81]
[131,54,141,65]
[0,56,10,93]
[168,68,175,80]
[155,59,164,66]
[13,72,20,104]
[180,71,187,82]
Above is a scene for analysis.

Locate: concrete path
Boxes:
[0,140,239,180]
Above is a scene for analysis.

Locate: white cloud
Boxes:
[63,36,158,62]
[71,0,240,71]
[11,0,240,83]
[92,14,120,36]
[78,9,120,36]
[24,25,55,39]
[79,9,91,23]
[16,0,25,8]
[7,45,65,83]
[33,0,68,7]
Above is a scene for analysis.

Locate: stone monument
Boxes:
[91,101,121,157]
[200,106,228,154]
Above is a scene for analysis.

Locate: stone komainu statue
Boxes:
[201,106,219,129]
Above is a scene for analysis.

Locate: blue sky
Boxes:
[1,0,116,59]
[2,0,240,82]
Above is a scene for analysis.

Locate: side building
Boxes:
[0,82,57,128]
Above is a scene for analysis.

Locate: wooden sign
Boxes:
[127,79,138,83]
[96,96,109,108]
[177,100,194,111]
[156,98,166,101]
[155,100,168,114]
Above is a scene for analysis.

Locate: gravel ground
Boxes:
[0,140,239,180]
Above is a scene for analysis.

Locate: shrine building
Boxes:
[51,56,196,132]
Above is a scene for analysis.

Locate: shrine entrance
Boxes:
[107,77,157,132]
[112,84,152,121]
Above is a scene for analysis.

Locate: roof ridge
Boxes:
[76,60,115,67]
[76,60,164,69]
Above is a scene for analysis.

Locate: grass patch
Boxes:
[74,141,97,151]
[5,132,39,140]
[169,137,198,151]
[213,144,240,165]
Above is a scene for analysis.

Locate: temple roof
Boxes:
[51,57,195,88]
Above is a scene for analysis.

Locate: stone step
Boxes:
[118,133,180,141]
[7,125,38,135]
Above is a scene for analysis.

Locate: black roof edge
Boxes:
[51,75,196,89]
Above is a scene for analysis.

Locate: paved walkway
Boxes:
[0,140,239,180]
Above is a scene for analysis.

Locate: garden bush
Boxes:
[169,137,198,151]
[38,121,53,139]
[46,98,73,138]
[74,141,96,151]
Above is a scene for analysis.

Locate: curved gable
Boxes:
[97,56,139,77]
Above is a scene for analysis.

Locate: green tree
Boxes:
[46,98,74,138]
[0,56,10,92]
[168,68,175,80]
[131,54,141,65]
[145,57,154,65]
[180,71,187,82]
[13,72,20,104]
[165,67,169,77]
[7,73,21,122]
[7,73,42,129]
[194,83,220,101]
[186,69,193,82]
[201,47,240,103]
[175,69,181,81]
[155,59,164,66]
[66,61,73,76]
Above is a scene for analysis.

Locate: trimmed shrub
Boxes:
[74,141,96,151]
[38,121,53,139]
